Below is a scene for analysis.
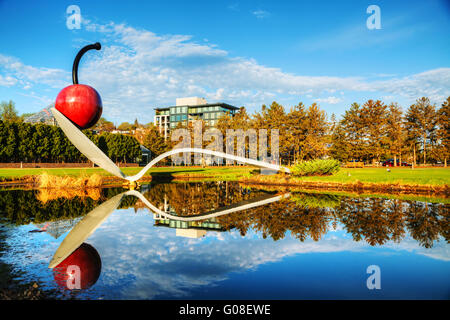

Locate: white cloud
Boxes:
[0,54,69,89]
[0,74,17,86]
[0,20,448,122]
[252,9,270,19]
[372,68,450,103]
[315,96,343,104]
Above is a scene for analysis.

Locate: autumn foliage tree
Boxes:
[385,103,406,166]
[143,124,170,157]
[405,97,437,165]
[435,97,449,166]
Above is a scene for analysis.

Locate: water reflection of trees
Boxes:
[217,199,332,241]
[0,188,136,225]
[138,182,271,215]
[0,182,447,248]
[405,202,448,248]
[334,198,449,248]
[137,182,448,248]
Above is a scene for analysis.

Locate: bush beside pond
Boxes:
[291,159,341,177]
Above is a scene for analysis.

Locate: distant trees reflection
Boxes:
[138,182,448,248]
[0,182,447,248]
[0,188,135,225]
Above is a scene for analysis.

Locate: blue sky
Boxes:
[0,0,449,124]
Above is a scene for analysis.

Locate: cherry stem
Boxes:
[72,42,101,85]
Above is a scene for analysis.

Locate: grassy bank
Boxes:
[240,167,449,195]
[237,183,450,204]
[0,166,448,190]
[289,167,450,185]
[0,166,254,184]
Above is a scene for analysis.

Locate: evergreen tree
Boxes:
[301,103,329,160]
[435,96,449,166]
[405,97,437,165]
[360,100,388,165]
[285,102,307,163]
[330,121,350,162]
[17,123,36,162]
[385,103,405,166]
[340,103,366,161]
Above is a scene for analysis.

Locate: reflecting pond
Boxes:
[0,181,448,299]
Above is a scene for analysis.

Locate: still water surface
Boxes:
[0,181,448,299]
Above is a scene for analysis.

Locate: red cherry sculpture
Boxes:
[53,243,102,290]
[55,43,102,129]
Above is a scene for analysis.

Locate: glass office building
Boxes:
[154,97,238,138]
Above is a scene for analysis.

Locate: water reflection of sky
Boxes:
[2,205,449,300]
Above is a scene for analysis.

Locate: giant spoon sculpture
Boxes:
[52,43,290,182]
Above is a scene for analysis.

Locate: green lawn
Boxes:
[0,166,254,181]
[0,166,449,186]
[292,167,450,185]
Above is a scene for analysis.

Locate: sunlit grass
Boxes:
[0,166,254,181]
[0,166,448,186]
[293,167,449,185]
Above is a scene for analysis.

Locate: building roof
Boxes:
[139,145,151,152]
[155,102,238,111]
[24,104,56,125]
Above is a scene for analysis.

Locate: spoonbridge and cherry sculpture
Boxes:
[51,43,290,182]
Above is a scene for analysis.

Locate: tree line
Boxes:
[331,97,449,166]
[146,96,449,166]
[2,96,449,166]
[0,121,141,163]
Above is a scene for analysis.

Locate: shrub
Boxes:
[291,159,341,177]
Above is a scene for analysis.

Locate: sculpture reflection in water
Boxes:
[52,243,101,290]
[48,189,290,290]
[0,184,446,248]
